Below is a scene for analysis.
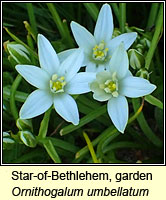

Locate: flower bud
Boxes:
[136,68,150,80]
[128,49,145,70]
[19,130,37,148]
[135,44,144,54]
[16,118,33,132]
[112,28,121,38]
[3,131,15,150]
[7,42,31,64]
[140,38,151,49]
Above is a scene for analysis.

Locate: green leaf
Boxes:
[60,105,107,136]
[145,95,163,109]
[83,3,99,21]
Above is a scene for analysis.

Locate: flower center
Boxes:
[50,74,66,93]
[92,41,109,61]
[99,72,119,97]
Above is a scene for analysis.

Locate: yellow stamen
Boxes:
[50,73,66,93]
[92,41,109,61]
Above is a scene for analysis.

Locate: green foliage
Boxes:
[2,2,164,164]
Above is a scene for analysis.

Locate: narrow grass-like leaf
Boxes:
[110,3,120,23]
[60,105,107,136]
[4,27,38,59]
[26,3,38,38]
[132,98,162,147]
[43,139,61,163]
[146,3,159,28]
[76,99,145,159]
[145,4,163,70]
[11,149,46,163]
[3,86,28,102]
[47,3,66,39]
[83,132,99,163]
[47,137,79,153]
[38,107,52,139]
[103,141,150,154]
[145,94,163,109]
[10,74,22,120]
[83,3,99,21]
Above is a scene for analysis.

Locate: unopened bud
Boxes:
[7,42,31,64]
[136,68,150,80]
[16,118,33,132]
[128,49,145,70]
[19,130,37,148]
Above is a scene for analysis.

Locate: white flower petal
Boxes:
[85,62,97,72]
[126,70,133,77]
[16,65,50,90]
[20,90,53,119]
[90,81,112,102]
[53,93,79,125]
[71,21,96,53]
[96,64,106,72]
[94,4,113,43]
[119,76,156,98]
[65,72,96,94]
[107,95,128,133]
[38,34,60,75]
[107,32,137,55]
[58,48,78,63]
[96,70,111,83]
[109,43,129,79]
[59,48,84,82]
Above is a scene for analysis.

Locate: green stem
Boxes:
[146,3,159,28]
[26,3,38,38]
[38,107,52,138]
[119,3,126,33]
[62,19,74,48]
[43,139,61,163]
[10,74,22,120]
[145,4,163,70]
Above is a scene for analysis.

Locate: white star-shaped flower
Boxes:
[16,34,95,125]
[90,43,156,133]
[58,3,137,72]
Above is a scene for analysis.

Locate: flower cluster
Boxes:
[16,4,156,133]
